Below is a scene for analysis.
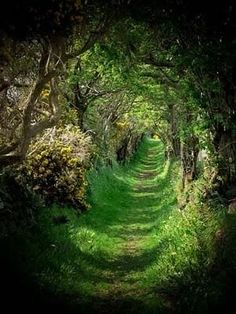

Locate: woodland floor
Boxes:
[2,140,180,313]
[1,142,236,314]
[45,139,177,313]
[79,142,171,313]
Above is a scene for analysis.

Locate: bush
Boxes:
[20,125,93,211]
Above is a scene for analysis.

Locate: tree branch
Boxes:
[143,54,174,68]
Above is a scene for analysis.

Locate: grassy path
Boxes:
[55,138,178,313]
[7,139,179,313]
[2,139,233,314]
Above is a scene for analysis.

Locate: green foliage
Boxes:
[1,6,236,312]
[20,125,93,210]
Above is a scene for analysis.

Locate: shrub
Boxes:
[20,125,93,211]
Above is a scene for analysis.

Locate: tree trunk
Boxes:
[167,103,180,158]
[73,83,87,131]
[181,136,199,190]
[116,136,131,163]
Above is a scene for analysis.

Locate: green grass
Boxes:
[3,137,231,313]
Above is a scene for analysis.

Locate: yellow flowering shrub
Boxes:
[21,125,93,211]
